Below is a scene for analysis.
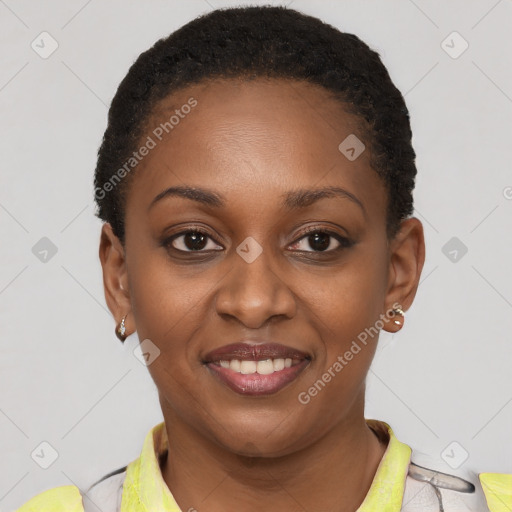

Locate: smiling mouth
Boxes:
[213,357,303,374]
[202,342,311,396]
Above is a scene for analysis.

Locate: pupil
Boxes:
[309,232,329,251]
[185,232,207,250]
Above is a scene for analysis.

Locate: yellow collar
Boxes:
[120,419,412,512]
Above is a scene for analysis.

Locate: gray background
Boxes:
[1,0,511,510]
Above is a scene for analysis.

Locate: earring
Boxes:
[392,307,405,327]
[115,315,128,342]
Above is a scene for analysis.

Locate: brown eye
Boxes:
[289,230,353,253]
[166,230,223,252]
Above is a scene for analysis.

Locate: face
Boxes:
[100,78,424,456]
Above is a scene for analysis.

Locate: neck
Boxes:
[160,400,388,512]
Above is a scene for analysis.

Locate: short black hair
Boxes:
[94,5,416,243]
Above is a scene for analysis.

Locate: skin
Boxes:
[99,77,425,512]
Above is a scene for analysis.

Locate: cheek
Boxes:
[129,267,207,346]
[126,252,208,406]
[306,242,389,340]
[125,241,208,351]
[298,238,389,396]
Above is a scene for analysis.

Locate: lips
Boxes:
[203,342,311,396]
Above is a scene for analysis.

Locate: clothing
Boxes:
[15,419,512,511]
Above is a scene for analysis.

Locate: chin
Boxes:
[208,414,308,457]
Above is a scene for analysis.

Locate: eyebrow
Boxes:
[148,185,366,214]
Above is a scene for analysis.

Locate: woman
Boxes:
[16,5,511,511]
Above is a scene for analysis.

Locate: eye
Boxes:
[165,229,223,252]
[163,226,353,255]
[289,229,352,253]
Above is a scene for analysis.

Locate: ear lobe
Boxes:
[382,217,425,332]
[99,223,131,322]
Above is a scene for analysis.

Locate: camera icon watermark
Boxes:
[236,237,263,263]
[441,441,469,469]
[503,186,512,200]
[442,236,468,263]
[31,441,59,469]
[133,338,161,366]
[31,31,59,59]
[32,237,58,263]
[441,31,469,59]
[338,134,365,161]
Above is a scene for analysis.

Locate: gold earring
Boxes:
[392,307,405,327]
[115,314,128,342]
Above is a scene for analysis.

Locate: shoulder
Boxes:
[15,485,84,512]
[479,473,512,512]
[15,466,128,512]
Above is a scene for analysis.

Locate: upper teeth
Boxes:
[218,358,294,374]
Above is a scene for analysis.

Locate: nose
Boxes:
[215,242,297,329]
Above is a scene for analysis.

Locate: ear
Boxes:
[382,217,425,333]
[98,223,134,336]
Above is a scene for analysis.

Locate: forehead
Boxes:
[126,78,385,219]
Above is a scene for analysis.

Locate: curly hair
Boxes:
[94,5,416,244]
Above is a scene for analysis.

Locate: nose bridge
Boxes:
[236,237,276,289]
[215,236,296,327]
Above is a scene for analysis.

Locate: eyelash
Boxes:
[162,225,353,255]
